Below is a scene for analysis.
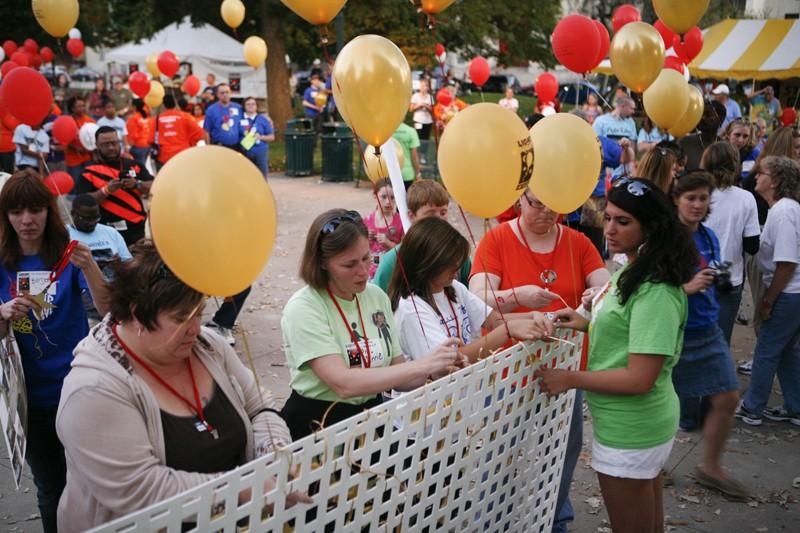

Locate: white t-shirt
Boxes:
[499,97,519,113]
[410,92,433,125]
[394,280,493,361]
[706,186,761,286]
[758,197,800,293]
[13,124,50,167]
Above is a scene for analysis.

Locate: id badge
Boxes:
[110,220,127,231]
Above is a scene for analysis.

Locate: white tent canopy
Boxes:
[103,17,266,98]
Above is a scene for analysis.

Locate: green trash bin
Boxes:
[418,138,440,179]
[321,122,354,182]
[285,118,315,176]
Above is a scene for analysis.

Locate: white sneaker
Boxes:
[205,321,236,346]
[737,360,752,375]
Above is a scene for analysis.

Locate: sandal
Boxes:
[694,467,750,501]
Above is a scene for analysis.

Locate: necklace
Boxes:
[516,218,561,288]
[326,287,373,368]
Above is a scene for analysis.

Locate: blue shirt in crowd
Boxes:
[592,113,637,141]
[68,223,132,280]
[303,85,321,118]
[686,224,721,331]
[240,114,274,156]
[204,101,243,146]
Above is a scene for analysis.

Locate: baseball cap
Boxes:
[711,84,730,95]
[312,58,321,66]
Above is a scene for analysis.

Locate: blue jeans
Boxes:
[26,407,66,533]
[211,286,252,329]
[129,146,150,168]
[716,283,743,346]
[552,390,583,533]
[743,292,800,414]
[246,149,268,178]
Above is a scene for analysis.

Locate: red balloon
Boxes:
[673,27,703,63]
[0,67,53,125]
[436,88,452,106]
[612,4,641,33]
[1,61,19,78]
[552,14,600,75]
[157,51,179,78]
[654,19,677,50]
[52,115,79,145]
[664,56,685,74]
[66,38,84,58]
[128,71,151,98]
[44,171,74,196]
[534,72,559,104]
[10,51,29,67]
[181,74,201,96]
[434,43,445,57]
[30,54,43,69]
[2,41,17,58]
[24,39,39,53]
[468,57,491,87]
[40,47,54,64]
[593,20,610,68]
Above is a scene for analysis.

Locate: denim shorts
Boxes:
[673,325,739,397]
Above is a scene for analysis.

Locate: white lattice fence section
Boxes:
[92,329,583,533]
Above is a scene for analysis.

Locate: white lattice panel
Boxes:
[91,330,583,533]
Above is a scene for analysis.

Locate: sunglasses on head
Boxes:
[613,177,651,197]
[321,211,362,235]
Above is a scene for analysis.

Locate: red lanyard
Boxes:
[516,218,560,289]
[326,287,373,368]
[441,297,461,341]
[111,324,217,437]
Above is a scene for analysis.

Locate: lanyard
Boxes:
[516,218,561,288]
[326,287,373,368]
[112,324,218,438]
[440,296,461,341]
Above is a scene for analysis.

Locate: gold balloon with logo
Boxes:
[363,139,405,183]
[333,35,412,148]
[243,36,268,68]
[32,0,80,38]
[668,84,704,138]
[438,103,534,219]
[643,69,690,130]
[280,0,347,25]
[145,53,161,78]
[610,22,665,93]
[221,0,246,29]
[653,0,710,35]
[144,81,165,109]
[151,146,277,296]
[529,113,601,214]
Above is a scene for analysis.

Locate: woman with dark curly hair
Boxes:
[537,178,696,533]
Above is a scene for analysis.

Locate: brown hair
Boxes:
[406,179,449,214]
[722,118,757,151]
[635,146,676,193]
[760,156,800,203]
[671,170,715,200]
[700,141,740,189]
[299,209,368,289]
[388,217,469,311]
[0,170,69,270]
[108,240,204,331]
[373,177,392,194]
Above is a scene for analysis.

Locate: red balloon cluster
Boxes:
[535,72,558,104]
[673,27,704,63]
[612,4,641,33]
[67,38,85,58]
[468,57,490,87]
[1,61,18,78]
[10,51,30,67]
[551,14,610,75]
[52,115,79,145]
[436,88,452,106]
[0,67,53,126]
[128,71,151,98]
[24,39,39,53]
[158,51,179,78]
[44,171,74,196]
[182,74,201,97]
[2,41,17,58]
[40,47,54,64]
[654,19,676,49]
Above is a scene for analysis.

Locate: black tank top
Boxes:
[160,383,247,473]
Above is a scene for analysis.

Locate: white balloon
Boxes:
[68,28,81,40]
[79,123,99,151]
[0,48,5,63]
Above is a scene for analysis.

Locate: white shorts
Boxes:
[591,438,674,480]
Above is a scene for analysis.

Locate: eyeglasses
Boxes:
[321,211,362,235]
[613,177,651,197]
[522,193,550,211]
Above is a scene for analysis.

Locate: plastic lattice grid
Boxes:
[91,329,582,533]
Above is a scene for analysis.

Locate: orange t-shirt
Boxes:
[65,114,95,167]
[126,114,153,148]
[153,109,205,163]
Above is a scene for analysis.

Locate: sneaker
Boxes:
[762,406,800,426]
[737,360,753,375]
[735,402,763,426]
[204,321,236,346]
[736,312,749,326]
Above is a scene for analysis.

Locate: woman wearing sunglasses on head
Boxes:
[537,178,696,533]
[280,209,465,440]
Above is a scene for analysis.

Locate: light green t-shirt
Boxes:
[281,284,402,404]
[372,244,472,294]
[392,123,421,182]
[587,268,688,449]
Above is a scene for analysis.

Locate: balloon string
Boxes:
[319,25,334,65]
[38,153,75,228]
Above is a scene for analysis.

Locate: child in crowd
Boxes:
[363,178,404,280]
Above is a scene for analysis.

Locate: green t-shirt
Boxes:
[372,244,472,294]
[586,269,688,449]
[281,284,401,404]
[392,123,421,182]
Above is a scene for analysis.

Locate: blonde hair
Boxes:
[635,147,676,193]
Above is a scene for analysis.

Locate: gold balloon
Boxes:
[243,36,268,68]
[144,81,165,109]
[280,0,347,25]
[333,35,412,148]
[643,69,690,130]
[668,84,704,138]
[438,103,534,219]
[314,92,328,108]
[610,22,665,93]
[221,0,246,29]
[145,53,161,78]
[151,146,277,296]
[32,0,79,38]
[420,0,456,14]
[363,139,405,183]
[653,0,710,35]
[529,113,601,214]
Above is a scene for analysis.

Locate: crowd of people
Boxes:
[0,61,799,533]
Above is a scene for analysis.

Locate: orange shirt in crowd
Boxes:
[65,114,95,167]
[126,113,154,149]
[0,114,21,153]
[151,109,205,164]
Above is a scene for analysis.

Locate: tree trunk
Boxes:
[261,1,293,141]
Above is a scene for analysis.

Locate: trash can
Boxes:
[285,118,315,176]
[321,122,354,182]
